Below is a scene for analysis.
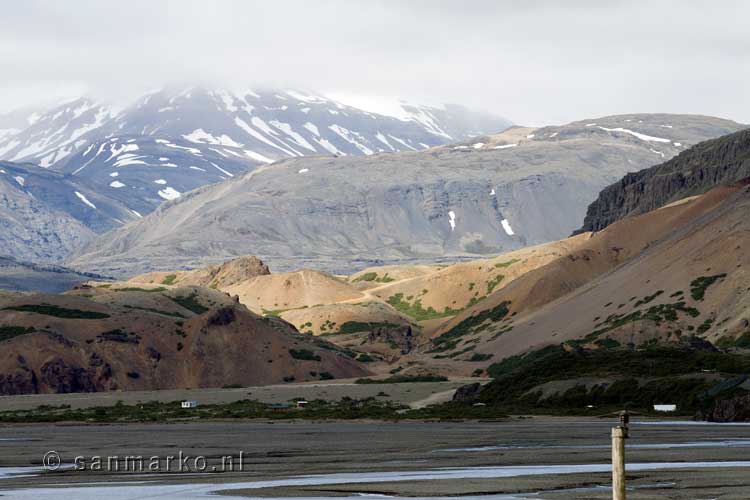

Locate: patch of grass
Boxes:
[0,326,36,342]
[433,345,476,359]
[386,293,459,321]
[337,321,399,334]
[355,375,448,384]
[481,344,750,415]
[123,305,186,318]
[494,258,520,268]
[98,329,139,343]
[313,339,358,359]
[262,305,308,317]
[161,274,178,285]
[582,301,701,344]
[717,332,750,349]
[353,272,378,282]
[352,272,395,283]
[697,318,714,335]
[3,304,110,319]
[319,319,337,332]
[0,397,419,423]
[468,353,493,362]
[690,274,726,301]
[116,287,167,293]
[289,349,321,361]
[431,301,511,351]
[170,294,209,314]
[634,290,664,307]
[486,274,504,294]
[595,338,621,349]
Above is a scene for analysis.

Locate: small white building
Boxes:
[181,400,198,409]
[653,404,677,412]
[296,400,308,409]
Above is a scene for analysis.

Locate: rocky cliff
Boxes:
[577,127,750,233]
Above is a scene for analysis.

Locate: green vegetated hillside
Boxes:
[462,343,750,417]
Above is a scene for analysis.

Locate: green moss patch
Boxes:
[3,304,110,319]
[289,349,321,361]
[690,274,727,301]
[0,326,36,342]
[161,274,178,285]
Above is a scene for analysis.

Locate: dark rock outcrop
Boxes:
[367,325,414,354]
[206,307,236,326]
[683,336,719,353]
[39,358,97,394]
[452,382,482,402]
[577,128,750,233]
[703,394,750,422]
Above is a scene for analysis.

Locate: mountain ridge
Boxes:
[68,113,746,277]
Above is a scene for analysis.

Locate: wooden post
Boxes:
[612,426,626,500]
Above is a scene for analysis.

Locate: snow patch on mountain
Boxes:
[158,187,181,200]
[75,191,97,209]
[183,128,243,148]
[597,126,671,143]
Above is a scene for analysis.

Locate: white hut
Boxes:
[653,404,676,412]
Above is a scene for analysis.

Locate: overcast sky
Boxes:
[2,0,748,125]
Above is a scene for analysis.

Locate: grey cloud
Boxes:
[1,0,748,125]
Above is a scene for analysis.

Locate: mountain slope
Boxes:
[0,285,369,395]
[578,127,750,233]
[57,135,254,215]
[457,184,750,419]
[70,114,745,276]
[0,161,136,262]
[0,88,510,258]
[0,256,107,293]
[429,183,745,366]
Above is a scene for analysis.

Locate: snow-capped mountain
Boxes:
[57,134,253,215]
[0,87,511,220]
[0,97,117,167]
[0,87,511,168]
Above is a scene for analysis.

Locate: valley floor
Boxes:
[1,418,749,498]
[0,378,480,412]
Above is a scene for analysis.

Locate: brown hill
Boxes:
[426,183,750,370]
[365,238,590,336]
[224,269,365,315]
[129,255,270,288]
[0,285,368,395]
